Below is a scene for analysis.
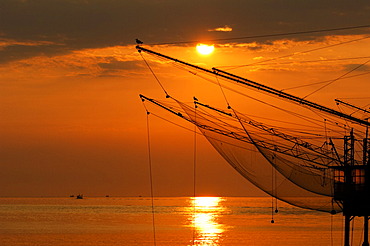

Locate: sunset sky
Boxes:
[1,0,370,197]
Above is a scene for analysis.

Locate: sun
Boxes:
[196,43,215,55]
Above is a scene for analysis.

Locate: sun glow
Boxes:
[190,197,225,245]
[196,43,215,55]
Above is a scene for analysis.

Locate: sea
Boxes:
[0,196,366,246]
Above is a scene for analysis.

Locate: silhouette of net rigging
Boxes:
[138,42,369,215]
[141,95,367,213]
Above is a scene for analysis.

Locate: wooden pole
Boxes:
[344,214,351,246]
[363,216,369,246]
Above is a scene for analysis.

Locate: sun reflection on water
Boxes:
[189,197,226,246]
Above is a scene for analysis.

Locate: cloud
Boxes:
[208,25,233,32]
[0,39,57,48]
[0,43,68,64]
[98,59,143,71]
[343,63,370,72]
[0,0,369,64]
[97,58,145,77]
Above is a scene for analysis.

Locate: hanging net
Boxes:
[141,94,368,214]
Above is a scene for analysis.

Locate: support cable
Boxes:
[303,59,370,99]
[218,35,370,71]
[215,75,231,109]
[146,24,370,46]
[144,106,157,246]
[271,162,275,224]
[192,101,198,245]
[248,56,370,67]
[336,103,351,136]
[137,43,370,127]
[215,72,280,221]
[139,50,170,98]
[282,71,370,92]
[188,70,334,130]
[274,168,278,214]
[231,106,280,222]
[148,110,258,153]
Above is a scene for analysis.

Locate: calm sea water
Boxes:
[0,197,366,246]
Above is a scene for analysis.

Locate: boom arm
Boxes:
[140,94,337,169]
[136,45,370,127]
[335,99,370,114]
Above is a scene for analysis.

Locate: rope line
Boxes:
[146,24,370,46]
[218,35,370,71]
[271,163,275,224]
[139,51,170,98]
[192,103,198,245]
[145,110,157,246]
[215,74,231,109]
[282,71,370,92]
[146,53,361,135]
[243,56,370,67]
[303,58,370,99]
[147,111,259,153]
[274,169,278,214]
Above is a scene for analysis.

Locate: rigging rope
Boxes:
[145,107,157,246]
[274,168,278,214]
[192,102,198,245]
[282,71,370,92]
[146,24,370,46]
[139,51,170,98]
[142,51,362,135]
[245,56,370,67]
[217,35,370,71]
[215,75,231,109]
[271,162,275,224]
[140,50,366,148]
[198,73,283,222]
[303,58,370,99]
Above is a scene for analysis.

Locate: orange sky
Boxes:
[0,0,370,197]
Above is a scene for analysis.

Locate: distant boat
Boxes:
[76,194,83,199]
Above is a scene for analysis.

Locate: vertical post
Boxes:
[364,122,369,246]
[363,216,369,246]
[343,131,354,246]
[364,138,368,165]
[350,129,355,166]
[344,214,351,246]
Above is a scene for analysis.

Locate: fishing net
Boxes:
[176,100,341,213]
[141,92,369,214]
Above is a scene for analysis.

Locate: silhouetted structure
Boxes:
[137,45,370,245]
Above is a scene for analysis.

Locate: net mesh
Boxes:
[176,100,341,213]
[141,95,367,213]
[138,46,369,216]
